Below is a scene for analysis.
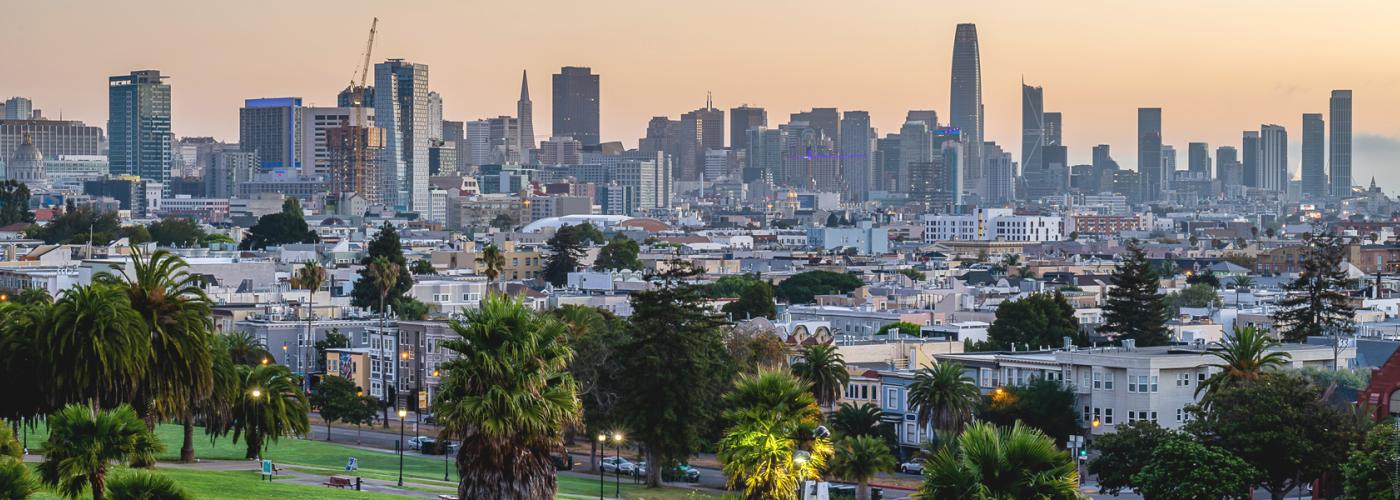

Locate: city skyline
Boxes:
[6,1,1400,188]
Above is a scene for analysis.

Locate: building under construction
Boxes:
[327,122,384,205]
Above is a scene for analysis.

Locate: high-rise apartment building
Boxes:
[1187,142,1210,175]
[950,24,984,195]
[983,143,1015,205]
[1260,125,1288,193]
[536,136,582,166]
[552,67,600,146]
[108,70,172,185]
[1216,146,1242,188]
[374,59,430,212]
[427,91,443,143]
[730,105,766,150]
[1242,131,1261,189]
[240,97,304,172]
[517,71,536,164]
[1091,144,1118,194]
[3,97,33,120]
[1330,90,1352,197]
[1301,113,1327,198]
[1137,108,1162,201]
[464,120,491,167]
[899,120,933,193]
[1021,83,1044,174]
[839,111,875,202]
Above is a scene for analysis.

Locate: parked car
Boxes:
[599,457,635,474]
[406,436,435,451]
[633,461,701,483]
[898,459,924,474]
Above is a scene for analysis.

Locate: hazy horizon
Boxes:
[6,0,1400,189]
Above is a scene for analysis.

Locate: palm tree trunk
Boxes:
[91,468,107,500]
[246,431,261,460]
[356,425,362,445]
[327,420,333,442]
[857,479,871,500]
[180,413,196,462]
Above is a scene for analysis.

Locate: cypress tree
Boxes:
[1273,233,1357,342]
[1102,239,1170,346]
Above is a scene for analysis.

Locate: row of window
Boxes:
[1086,406,1188,426]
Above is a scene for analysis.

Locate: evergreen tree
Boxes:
[1102,240,1170,346]
[1273,233,1357,342]
[542,224,592,286]
[986,292,1084,350]
[350,223,414,313]
[721,280,776,320]
[239,199,318,250]
[592,234,642,271]
[0,180,34,226]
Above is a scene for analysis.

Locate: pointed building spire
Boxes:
[520,69,530,101]
[517,69,536,163]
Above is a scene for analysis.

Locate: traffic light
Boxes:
[1078,449,1088,460]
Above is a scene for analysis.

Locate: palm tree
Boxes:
[433,294,579,499]
[217,363,310,460]
[829,435,897,500]
[45,284,150,412]
[0,456,38,500]
[195,335,241,450]
[0,300,54,421]
[291,260,326,386]
[222,331,272,366]
[477,244,506,294]
[916,421,1079,500]
[906,362,980,442]
[1196,326,1292,397]
[829,402,885,438]
[791,344,849,409]
[38,404,161,500]
[105,471,193,500]
[97,249,214,462]
[365,256,400,426]
[1231,275,1254,306]
[718,370,831,500]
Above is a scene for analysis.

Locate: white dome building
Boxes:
[6,133,48,191]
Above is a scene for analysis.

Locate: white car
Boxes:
[898,459,924,474]
[406,436,436,451]
[599,456,635,474]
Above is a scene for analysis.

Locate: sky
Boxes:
[6,0,1400,189]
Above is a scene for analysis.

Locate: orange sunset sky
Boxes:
[6,0,1400,188]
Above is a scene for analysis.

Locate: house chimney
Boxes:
[1123,339,1137,351]
[1063,337,1073,350]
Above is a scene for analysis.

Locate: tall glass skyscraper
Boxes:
[1137,108,1162,201]
[108,70,172,185]
[1330,90,1352,197]
[839,110,874,202]
[1021,83,1044,175]
[374,59,430,212]
[239,97,303,172]
[950,24,983,195]
[552,67,600,147]
[1301,113,1326,198]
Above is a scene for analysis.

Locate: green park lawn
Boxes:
[28,468,395,500]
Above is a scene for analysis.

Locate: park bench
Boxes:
[323,475,354,488]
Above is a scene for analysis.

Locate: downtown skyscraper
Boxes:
[1137,108,1163,201]
[553,67,600,147]
[1260,124,1288,193]
[239,97,304,172]
[1301,113,1327,198]
[374,59,430,212]
[517,70,536,164]
[1330,90,1352,197]
[839,110,875,202]
[1021,82,1044,174]
[730,105,766,150]
[950,23,984,197]
[108,70,172,184]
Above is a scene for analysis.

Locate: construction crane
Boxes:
[335,17,377,204]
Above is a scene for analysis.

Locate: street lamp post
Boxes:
[397,408,407,487]
[250,389,263,461]
[613,432,623,499]
[597,434,606,500]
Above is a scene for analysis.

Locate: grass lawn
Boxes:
[28,467,398,500]
[557,475,718,499]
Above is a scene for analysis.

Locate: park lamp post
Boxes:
[597,433,607,500]
[397,408,408,486]
[793,451,812,498]
[250,389,263,461]
[612,432,624,499]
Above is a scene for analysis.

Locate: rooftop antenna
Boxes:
[706,91,713,110]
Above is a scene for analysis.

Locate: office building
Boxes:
[442,120,466,172]
[1021,83,1044,174]
[3,97,32,120]
[337,86,373,108]
[374,59,430,212]
[1044,112,1062,146]
[677,99,724,181]
[464,119,492,166]
[1091,144,1119,194]
[0,119,103,164]
[984,143,1016,204]
[108,70,172,184]
[240,97,304,172]
[1187,142,1210,176]
[1137,108,1162,201]
[789,108,840,148]
[745,127,783,186]
[1242,131,1261,188]
[730,105,766,150]
[299,106,374,178]
[1330,90,1352,197]
[839,111,875,202]
[1260,124,1288,193]
[898,120,932,193]
[536,136,582,166]
[552,67,600,146]
[205,150,257,199]
[517,71,536,164]
[1301,113,1327,198]
[950,23,984,194]
[427,91,443,143]
[781,122,839,192]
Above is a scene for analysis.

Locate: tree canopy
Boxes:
[0,180,34,226]
[146,218,208,247]
[350,223,414,314]
[986,292,1084,351]
[239,199,318,250]
[27,206,121,244]
[1102,239,1170,346]
[542,223,602,286]
[775,270,864,304]
[1273,233,1357,342]
[593,234,642,271]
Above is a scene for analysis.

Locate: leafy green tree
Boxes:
[718,371,830,500]
[395,297,430,320]
[45,284,150,410]
[1087,420,1173,495]
[215,364,310,460]
[410,259,436,275]
[722,279,776,320]
[344,392,380,444]
[433,295,579,499]
[987,292,1083,351]
[28,206,120,244]
[195,335,241,450]
[897,268,926,281]
[791,344,849,408]
[617,262,733,487]
[0,180,34,226]
[706,274,767,298]
[489,213,515,231]
[917,422,1079,500]
[1197,326,1292,397]
[0,299,55,421]
[552,305,624,463]
[39,404,161,500]
[351,223,413,313]
[907,362,980,440]
[309,375,360,442]
[542,224,596,286]
[727,322,791,373]
[593,234,642,271]
[1164,282,1220,314]
[774,270,864,304]
[146,217,208,247]
[1186,270,1221,288]
[313,330,350,374]
[1102,239,1170,346]
[976,379,1080,446]
[239,199,318,250]
[1185,373,1356,500]
[105,471,194,500]
[13,287,50,305]
[1341,418,1400,499]
[1132,435,1258,500]
[878,321,922,336]
[829,435,897,500]
[96,249,215,463]
[1274,233,1357,342]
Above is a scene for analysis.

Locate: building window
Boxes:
[1177,373,1190,387]
[1151,376,1159,392]
[1176,408,1183,422]
[1104,408,1114,425]
[1104,372,1114,390]
[886,388,898,409]
[1092,370,1102,389]
[1083,405,1091,423]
